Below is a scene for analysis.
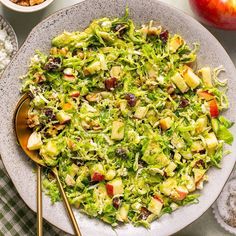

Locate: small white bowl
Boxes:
[1,0,55,13]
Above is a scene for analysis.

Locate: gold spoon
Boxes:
[14,93,82,236]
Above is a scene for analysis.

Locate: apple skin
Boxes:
[189,0,236,30]
[91,172,104,182]
[106,183,114,197]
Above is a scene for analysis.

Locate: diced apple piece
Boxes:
[65,174,76,186]
[171,186,188,201]
[69,91,80,98]
[159,117,173,130]
[110,66,122,78]
[193,168,206,184]
[169,35,184,53]
[191,141,204,152]
[56,110,71,124]
[68,163,80,178]
[105,169,116,181]
[182,66,200,89]
[134,107,148,119]
[209,99,219,118]
[165,162,177,176]
[160,178,177,196]
[205,132,218,150]
[86,93,101,102]
[195,116,208,134]
[198,67,212,87]
[171,72,189,93]
[44,140,60,157]
[111,121,125,140]
[27,132,43,150]
[106,178,124,197]
[91,163,105,182]
[148,197,163,215]
[63,74,76,83]
[116,203,129,222]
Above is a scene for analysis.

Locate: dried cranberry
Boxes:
[104,77,118,91]
[113,24,127,38]
[159,30,169,44]
[124,93,137,107]
[179,99,189,108]
[43,57,62,71]
[139,207,151,220]
[116,148,127,158]
[112,197,121,209]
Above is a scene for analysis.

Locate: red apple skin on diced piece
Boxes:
[176,189,188,201]
[153,195,164,204]
[91,172,105,182]
[209,99,219,118]
[63,74,76,82]
[70,91,80,98]
[106,183,114,197]
[197,90,214,101]
[106,178,124,197]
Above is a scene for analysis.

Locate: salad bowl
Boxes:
[0,0,236,235]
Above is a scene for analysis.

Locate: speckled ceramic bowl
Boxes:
[0,1,236,235]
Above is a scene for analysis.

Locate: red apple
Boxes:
[106,178,124,197]
[91,172,104,182]
[69,91,80,98]
[175,187,188,201]
[209,99,219,118]
[189,0,236,30]
[197,90,214,101]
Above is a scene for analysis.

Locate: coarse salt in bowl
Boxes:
[0,15,18,74]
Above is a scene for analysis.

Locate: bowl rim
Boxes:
[0,0,55,13]
[0,0,236,235]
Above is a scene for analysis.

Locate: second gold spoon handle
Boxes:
[37,165,43,236]
[52,167,82,236]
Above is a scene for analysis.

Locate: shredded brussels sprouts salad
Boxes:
[21,10,234,227]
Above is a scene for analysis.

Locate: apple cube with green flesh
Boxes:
[171,72,189,93]
[43,140,60,157]
[191,141,204,152]
[27,132,42,150]
[106,178,124,197]
[116,203,130,222]
[195,116,208,134]
[198,67,212,87]
[105,169,116,181]
[160,178,177,196]
[65,174,76,186]
[84,61,101,75]
[111,121,125,140]
[148,197,163,215]
[159,117,173,130]
[165,162,177,177]
[169,35,184,53]
[56,110,71,124]
[68,163,80,178]
[134,107,148,119]
[205,132,218,150]
[110,66,122,78]
[193,168,206,184]
[182,66,200,89]
[90,163,105,181]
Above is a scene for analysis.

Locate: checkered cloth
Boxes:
[0,157,69,236]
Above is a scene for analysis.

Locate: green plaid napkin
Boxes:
[0,158,69,236]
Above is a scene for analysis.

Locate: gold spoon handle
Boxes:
[52,167,82,236]
[37,165,43,236]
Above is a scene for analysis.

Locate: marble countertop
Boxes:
[0,0,235,235]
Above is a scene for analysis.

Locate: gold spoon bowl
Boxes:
[14,93,82,236]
